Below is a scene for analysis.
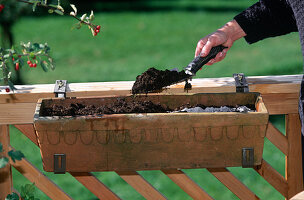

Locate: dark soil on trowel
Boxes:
[131,67,189,94]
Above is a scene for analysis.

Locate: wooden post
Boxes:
[286,114,304,199]
[0,125,12,199]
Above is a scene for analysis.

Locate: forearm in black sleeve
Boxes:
[234,0,298,44]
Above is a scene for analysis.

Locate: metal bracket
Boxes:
[54,80,67,98]
[54,154,66,174]
[242,148,254,168]
[233,73,249,93]
[184,79,192,92]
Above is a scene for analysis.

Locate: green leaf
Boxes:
[0,143,3,152]
[39,43,45,49]
[54,10,64,15]
[5,192,19,200]
[21,184,35,198]
[80,14,87,21]
[48,4,58,9]
[30,52,35,59]
[70,4,77,15]
[89,10,94,21]
[40,60,48,72]
[48,9,54,14]
[71,22,82,30]
[57,5,64,12]
[33,43,40,50]
[48,58,55,70]
[8,150,24,163]
[0,157,9,168]
[8,80,16,91]
[32,2,38,12]
[18,57,24,66]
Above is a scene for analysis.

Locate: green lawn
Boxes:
[6,0,302,199]
[11,2,302,84]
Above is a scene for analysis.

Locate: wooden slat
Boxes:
[15,124,120,199]
[291,191,304,200]
[70,172,120,200]
[286,114,304,199]
[14,124,38,146]
[162,169,213,200]
[0,125,12,199]
[0,75,300,100]
[116,171,166,200]
[10,154,72,200]
[0,75,303,124]
[207,168,259,200]
[261,93,299,115]
[266,122,288,155]
[0,103,36,125]
[254,159,288,197]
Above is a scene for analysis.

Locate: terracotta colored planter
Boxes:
[34,93,268,173]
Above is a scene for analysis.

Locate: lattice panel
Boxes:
[6,116,303,199]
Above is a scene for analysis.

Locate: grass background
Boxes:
[4,0,302,199]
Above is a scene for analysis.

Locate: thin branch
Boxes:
[16,0,97,28]
[16,0,50,9]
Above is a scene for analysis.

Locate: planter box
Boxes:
[33,93,268,173]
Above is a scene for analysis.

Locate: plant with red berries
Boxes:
[0,0,102,92]
[16,0,101,37]
[0,42,54,91]
[0,1,101,199]
[0,4,4,12]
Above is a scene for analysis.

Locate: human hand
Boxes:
[195,20,246,65]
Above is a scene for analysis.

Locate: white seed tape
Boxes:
[172,106,252,113]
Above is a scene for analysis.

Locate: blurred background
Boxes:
[1,0,300,199]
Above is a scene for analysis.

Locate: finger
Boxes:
[205,59,215,66]
[195,38,207,57]
[216,49,228,62]
[213,52,223,63]
[210,48,228,64]
[201,39,215,57]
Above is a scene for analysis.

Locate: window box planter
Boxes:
[33,92,268,173]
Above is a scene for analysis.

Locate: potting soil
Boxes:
[42,99,255,116]
[131,67,189,94]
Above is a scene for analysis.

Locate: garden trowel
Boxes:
[171,45,227,84]
[132,45,227,94]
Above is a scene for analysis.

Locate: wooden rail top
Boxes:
[0,74,302,124]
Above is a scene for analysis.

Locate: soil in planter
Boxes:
[42,99,255,116]
[42,99,172,116]
[132,67,189,94]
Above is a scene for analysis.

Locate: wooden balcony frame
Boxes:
[0,74,303,199]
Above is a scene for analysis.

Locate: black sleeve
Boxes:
[234,0,298,44]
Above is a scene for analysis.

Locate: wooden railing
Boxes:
[0,74,303,199]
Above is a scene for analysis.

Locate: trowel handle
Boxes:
[185,45,227,75]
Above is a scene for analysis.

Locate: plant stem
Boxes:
[17,0,49,9]
[15,0,96,28]
[0,58,8,85]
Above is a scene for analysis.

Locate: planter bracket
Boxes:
[242,147,254,168]
[54,80,67,98]
[233,73,249,93]
[54,154,66,174]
